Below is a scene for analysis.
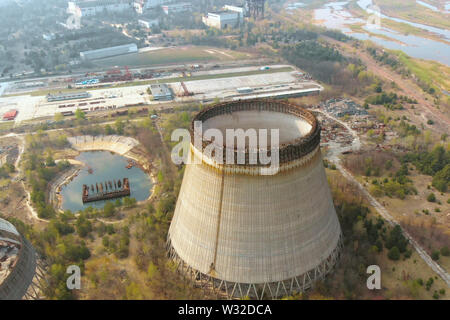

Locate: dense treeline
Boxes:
[0,163,15,179]
[366,92,398,105]
[403,145,450,192]
[322,29,351,42]
[280,40,376,94]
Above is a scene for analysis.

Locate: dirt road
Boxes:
[319,110,450,287]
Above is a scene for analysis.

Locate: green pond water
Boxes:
[60,151,152,212]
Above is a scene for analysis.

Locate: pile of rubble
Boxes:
[318,98,368,117]
[314,113,354,146]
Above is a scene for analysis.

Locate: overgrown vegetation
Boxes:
[403,145,450,192]
[294,174,413,300]
[369,163,417,200]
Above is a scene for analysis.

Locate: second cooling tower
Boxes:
[167,99,342,299]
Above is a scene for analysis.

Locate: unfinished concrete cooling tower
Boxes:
[0,218,39,300]
[167,99,342,299]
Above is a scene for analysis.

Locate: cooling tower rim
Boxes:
[190,99,321,165]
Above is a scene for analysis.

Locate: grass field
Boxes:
[94,46,252,68]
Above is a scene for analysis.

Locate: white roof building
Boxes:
[202,10,241,29]
[68,0,132,17]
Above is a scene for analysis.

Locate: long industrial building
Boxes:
[80,43,138,61]
[167,99,343,299]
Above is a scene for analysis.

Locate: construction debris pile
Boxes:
[318,98,368,117]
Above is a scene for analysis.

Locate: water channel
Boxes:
[60,151,152,212]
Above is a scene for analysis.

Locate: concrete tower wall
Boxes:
[169,147,341,284]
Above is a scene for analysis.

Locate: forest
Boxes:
[403,145,450,192]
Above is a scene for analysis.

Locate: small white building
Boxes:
[68,0,132,17]
[202,10,241,29]
[162,2,192,15]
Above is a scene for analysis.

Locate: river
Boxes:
[313,1,450,65]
